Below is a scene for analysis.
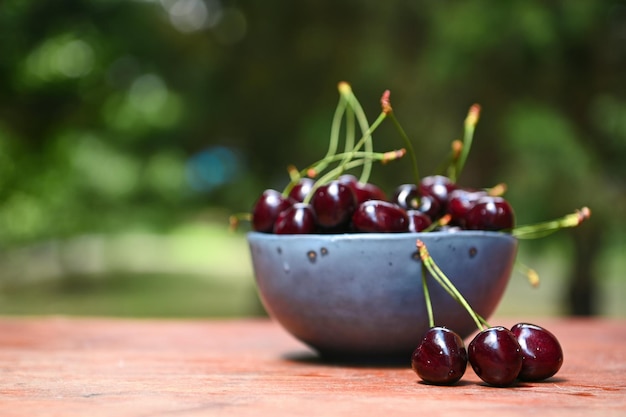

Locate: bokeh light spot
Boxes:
[186,146,241,193]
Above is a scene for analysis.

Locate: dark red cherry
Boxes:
[419,175,457,209]
[351,200,409,233]
[353,182,387,204]
[411,327,468,385]
[406,210,432,232]
[416,194,443,219]
[511,323,563,381]
[447,189,488,227]
[393,184,442,218]
[338,175,386,204]
[393,184,420,210]
[288,178,315,203]
[311,180,357,230]
[273,203,317,234]
[465,196,515,231]
[337,174,359,187]
[252,189,294,233]
[468,326,523,387]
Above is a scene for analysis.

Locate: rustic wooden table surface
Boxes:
[0,316,624,417]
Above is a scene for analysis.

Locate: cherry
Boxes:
[411,327,468,385]
[468,326,523,387]
[273,203,317,234]
[393,184,420,210]
[288,178,315,203]
[416,194,442,219]
[446,189,488,227]
[311,180,358,230]
[339,174,387,204]
[511,323,563,381]
[465,196,515,231]
[351,200,409,233]
[393,184,442,219]
[251,189,294,233]
[353,182,387,204]
[419,175,457,210]
[406,210,432,232]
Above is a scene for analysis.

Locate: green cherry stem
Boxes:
[381,90,420,185]
[310,83,349,180]
[514,259,540,288]
[421,263,435,328]
[417,239,488,331]
[346,88,375,185]
[452,104,481,183]
[512,207,591,239]
[342,104,356,168]
[337,82,377,184]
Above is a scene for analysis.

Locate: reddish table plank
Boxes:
[0,316,624,417]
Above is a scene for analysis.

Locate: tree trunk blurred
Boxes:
[567,226,603,316]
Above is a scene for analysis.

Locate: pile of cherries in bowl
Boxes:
[252,174,514,235]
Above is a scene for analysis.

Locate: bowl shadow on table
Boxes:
[282,349,415,369]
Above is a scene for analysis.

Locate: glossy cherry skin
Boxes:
[447,189,488,227]
[353,182,387,204]
[393,184,420,210]
[273,203,317,234]
[411,327,468,385]
[339,175,387,204]
[465,196,515,231]
[251,189,294,233]
[419,175,457,210]
[511,323,563,381]
[311,180,357,230]
[288,178,315,203]
[351,200,409,233]
[393,184,442,219]
[406,210,432,232]
[468,326,523,387]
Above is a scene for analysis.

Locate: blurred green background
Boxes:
[0,0,624,318]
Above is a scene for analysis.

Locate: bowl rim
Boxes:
[247,230,517,242]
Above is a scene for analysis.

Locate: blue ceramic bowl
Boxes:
[247,231,517,359]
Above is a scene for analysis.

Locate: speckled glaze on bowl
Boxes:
[247,231,518,359]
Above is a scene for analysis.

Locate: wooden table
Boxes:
[0,316,624,417]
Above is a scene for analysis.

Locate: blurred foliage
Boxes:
[0,0,625,314]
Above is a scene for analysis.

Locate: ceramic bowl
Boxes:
[247,231,518,359]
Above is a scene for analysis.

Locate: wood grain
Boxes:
[0,316,624,417]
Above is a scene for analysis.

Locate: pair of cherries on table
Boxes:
[252,174,515,235]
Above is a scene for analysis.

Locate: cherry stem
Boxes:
[337,82,377,184]
[387,110,420,186]
[421,214,451,233]
[514,259,540,288]
[417,240,488,331]
[486,182,507,196]
[451,104,480,183]
[312,84,349,178]
[342,104,356,169]
[421,263,435,328]
[512,207,591,239]
[306,149,405,170]
[228,213,252,232]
